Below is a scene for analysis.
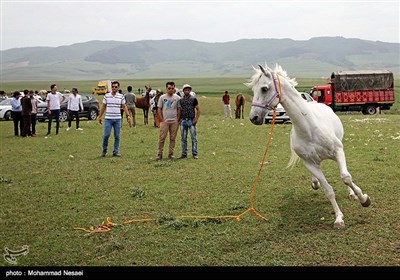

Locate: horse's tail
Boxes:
[287,133,300,169]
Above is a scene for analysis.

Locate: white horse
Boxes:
[247,64,371,228]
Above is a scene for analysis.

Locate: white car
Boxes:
[0,98,12,120]
[0,97,45,121]
[265,92,315,123]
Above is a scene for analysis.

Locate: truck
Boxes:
[92,80,112,95]
[310,70,395,115]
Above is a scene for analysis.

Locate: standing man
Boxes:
[46,84,66,135]
[30,90,38,136]
[179,84,201,159]
[66,88,84,131]
[21,91,32,137]
[98,81,131,157]
[222,90,232,119]
[124,85,136,128]
[11,91,22,137]
[155,81,181,160]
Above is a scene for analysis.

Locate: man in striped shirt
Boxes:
[98,81,131,157]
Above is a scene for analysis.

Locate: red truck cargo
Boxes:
[310,70,395,115]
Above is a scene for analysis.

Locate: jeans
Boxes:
[102,118,122,155]
[180,119,198,156]
[48,109,60,134]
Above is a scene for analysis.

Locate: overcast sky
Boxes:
[1,0,399,51]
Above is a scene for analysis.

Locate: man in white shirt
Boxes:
[66,88,84,131]
[98,81,131,157]
[46,84,66,135]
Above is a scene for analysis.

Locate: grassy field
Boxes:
[0,88,399,267]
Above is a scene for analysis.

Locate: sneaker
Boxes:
[179,155,187,159]
[155,154,162,161]
[193,155,199,159]
[76,128,83,131]
[66,127,71,131]
[168,154,175,160]
[46,132,51,136]
[100,151,107,157]
[112,154,121,157]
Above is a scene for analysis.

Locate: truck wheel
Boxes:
[364,105,377,115]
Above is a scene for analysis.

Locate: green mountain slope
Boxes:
[1,37,398,81]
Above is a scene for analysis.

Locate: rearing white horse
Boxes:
[247,64,371,228]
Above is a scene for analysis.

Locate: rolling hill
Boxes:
[1,37,399,81]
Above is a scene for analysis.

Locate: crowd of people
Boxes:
[7,82,241,161]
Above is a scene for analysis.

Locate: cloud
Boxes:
[1,0,399,50]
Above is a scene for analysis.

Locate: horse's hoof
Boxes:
[361,196,371,207]
[348,193,358,201]
[311,182,320,190]
[333,221,345,229]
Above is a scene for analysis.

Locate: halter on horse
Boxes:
[247,64,371,228]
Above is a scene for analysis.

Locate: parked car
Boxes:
[0,98,12,120]
[37,94,99,122]
[0,97,46,121]
[265,92,315,123]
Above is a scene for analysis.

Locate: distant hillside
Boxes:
[1,37,399,81]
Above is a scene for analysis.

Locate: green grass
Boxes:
[1,93,399,266]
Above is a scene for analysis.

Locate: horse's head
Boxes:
[246,65,281,125]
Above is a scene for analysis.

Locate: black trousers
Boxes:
[48,109,60,134]
[11,111,22,136]
[68,110,80,128]
[31,113,37,135]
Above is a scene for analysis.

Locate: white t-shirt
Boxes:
[46,92,63,110]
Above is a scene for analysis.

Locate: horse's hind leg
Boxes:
[303,161,345,228]
[336,149,371,206]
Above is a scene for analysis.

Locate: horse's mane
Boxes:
[245,64,298,88]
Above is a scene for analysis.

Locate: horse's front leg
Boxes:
[303,160,345,229]
[144,109,149,125]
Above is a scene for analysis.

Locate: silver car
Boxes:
[265,92,315,123]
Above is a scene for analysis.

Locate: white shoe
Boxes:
[76,128,83,131]
[66,127,71,131]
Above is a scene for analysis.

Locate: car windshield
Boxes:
[0,99,11,105]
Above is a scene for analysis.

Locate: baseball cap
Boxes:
[182,84,192,90]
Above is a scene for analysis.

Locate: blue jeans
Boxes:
[180,119,198,156]
[102,118,122,155]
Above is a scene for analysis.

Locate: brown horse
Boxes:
[235,93,246,119]
[136,91,150,125]
[151,90,163,127]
